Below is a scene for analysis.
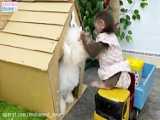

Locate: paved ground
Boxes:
[64,68,160,120]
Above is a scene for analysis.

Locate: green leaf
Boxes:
[134,9,139,15]
[128,30,132,35]
[121,8,126,12]
[81,0,87,5]
[83,16,87,22]
[120,18,126,23]
[140,2,148,8]
[86,2,92,11]
[126,35,133,42]
[132,15,136,20]
[83,17,88,27]
[128,21,132,25]
[125,18,131,26]
[96,1,104,11]
[123,24,128,30]
[85,10,89,17]
[120,8,128,13]
[127,0,133,4]
[120,0,123,5]
[120,18,129,30]
[126,15,130,20]
[137,14,141,20]
[116,30,120,38]
[121,32,125,39]
[88,18,93,27]
[85,26,91,33]
[91,0,97,8]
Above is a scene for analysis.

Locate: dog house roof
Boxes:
[0,2,73,71]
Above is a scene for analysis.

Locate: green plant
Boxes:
[117,0,149,42]
[76,0,104,36]
[0,101,47,120]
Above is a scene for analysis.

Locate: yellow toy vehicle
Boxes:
[94,88,130,120]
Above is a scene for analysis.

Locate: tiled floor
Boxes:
[64,68,160,120]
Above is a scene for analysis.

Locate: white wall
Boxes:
[120,0,160,56]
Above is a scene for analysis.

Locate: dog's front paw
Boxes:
[66,93,74,104]
[60,98,66,114]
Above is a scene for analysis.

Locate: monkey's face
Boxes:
[95,19,106,33]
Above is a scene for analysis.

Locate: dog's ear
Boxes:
[70,11,78,28]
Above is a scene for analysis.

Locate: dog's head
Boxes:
[62,10,89,65]
[63,26,88,65]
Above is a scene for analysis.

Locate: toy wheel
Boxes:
[133,108,140,120]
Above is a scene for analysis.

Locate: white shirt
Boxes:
[96,33,131,88]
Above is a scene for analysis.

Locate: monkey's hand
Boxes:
[80,31,87,41]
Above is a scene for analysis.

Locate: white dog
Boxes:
[59,13,88,114]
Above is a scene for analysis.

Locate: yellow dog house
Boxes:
[0,1,86,120]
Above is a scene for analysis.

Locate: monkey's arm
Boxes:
[82,39,109,58]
